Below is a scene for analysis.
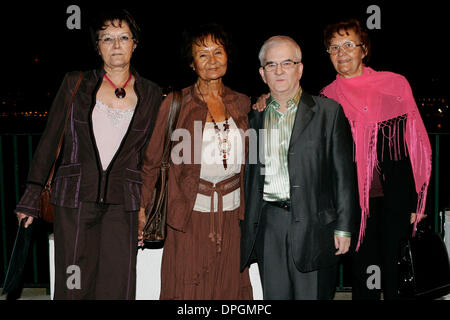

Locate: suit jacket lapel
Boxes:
[259,109,267,190]
[248,109,266,193]
[289,91,315,148]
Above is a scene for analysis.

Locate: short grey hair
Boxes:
[258,35,302,66]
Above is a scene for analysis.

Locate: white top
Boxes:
[193,117,244,212]
[92,99,135,170]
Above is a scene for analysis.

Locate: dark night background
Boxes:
[1,0,449,131]
[0,0,449,294]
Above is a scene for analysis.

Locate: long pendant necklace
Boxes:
[104,71,132,99]
[210,111,231,170]
[196,83,231,170]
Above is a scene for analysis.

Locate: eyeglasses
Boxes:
[262,59,301,72]
[98,35,134,46]
[327,41,363,55]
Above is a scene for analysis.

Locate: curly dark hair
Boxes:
[323,18,371,63]
[181,23,233,67]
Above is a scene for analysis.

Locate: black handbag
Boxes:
[142,91,182,247]
[2,218,34,299]
[398,223,450,299]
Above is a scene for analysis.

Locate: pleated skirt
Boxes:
[160,207,253,300]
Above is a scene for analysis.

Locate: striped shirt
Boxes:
[262,88,352,239]
[263,88,302,201]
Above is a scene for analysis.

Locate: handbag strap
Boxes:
[161,91,182,165]
[44,72,84,188]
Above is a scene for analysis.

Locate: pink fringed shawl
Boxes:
[322,66,432,250]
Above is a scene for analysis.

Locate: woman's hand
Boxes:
[252,93,270,112]
[16,212,34,228]
[410,212,427,224]
[137,207,146,247]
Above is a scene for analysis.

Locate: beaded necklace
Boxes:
[196,83,231,170]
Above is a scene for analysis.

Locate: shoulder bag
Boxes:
[142,91,182,246]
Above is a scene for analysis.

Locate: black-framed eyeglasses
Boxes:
[263,59,302,72]
[327,41,363,55]
[98,35,135,45]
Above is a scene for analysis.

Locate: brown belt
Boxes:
[197,174,241,253]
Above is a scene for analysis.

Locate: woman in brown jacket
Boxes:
[138,24,253,299]
[15,9,162,299]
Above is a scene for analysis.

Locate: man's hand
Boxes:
[252,93,270,112]
[334,235,351,255]
[16,213,34,228]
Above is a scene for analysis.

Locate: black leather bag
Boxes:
[398,224,450,299]
[2,219,34,298]
[142,91,182,246]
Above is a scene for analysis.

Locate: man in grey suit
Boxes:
[240,36,357,299]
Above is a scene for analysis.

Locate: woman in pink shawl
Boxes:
[321,19,432,300]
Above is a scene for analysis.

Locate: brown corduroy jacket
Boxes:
[140,85,250,232]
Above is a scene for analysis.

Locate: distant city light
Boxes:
[1,94,447,131]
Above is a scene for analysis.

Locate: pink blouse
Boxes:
[92,100,135,170]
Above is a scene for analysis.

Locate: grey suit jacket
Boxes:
[240,91,358,272]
